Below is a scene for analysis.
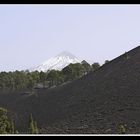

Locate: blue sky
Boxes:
[0,4,140,71]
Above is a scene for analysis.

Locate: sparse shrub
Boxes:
[105,60,110,64]
[118,124,126,134]
[124,52,130,60]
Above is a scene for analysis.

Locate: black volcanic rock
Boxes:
[1,46,140,134]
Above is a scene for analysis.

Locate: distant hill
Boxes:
[1,46,140,134]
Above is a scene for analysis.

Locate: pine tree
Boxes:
[105,60,110,64]
[92,63,100,71]
[29,114,39,134]
[29,114,34,134]
[34,121,39,134]
[0,107,16,134]
[81,60,91,74]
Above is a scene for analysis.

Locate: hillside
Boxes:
[1,46,140,134]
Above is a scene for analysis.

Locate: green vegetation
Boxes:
[28,114,39,134]
[81,60,92,74]
[0,61,101,91]
[0,107,40,134]
[92,63,100,71]
[118,124,126,134]
[0,107,15,134]
[47,70,64,86]
[62,63,85,81]
[104,60,110,64]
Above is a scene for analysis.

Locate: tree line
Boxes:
[0,60,109,91]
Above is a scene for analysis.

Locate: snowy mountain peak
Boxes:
[56,51,77,58]
[29,51,81,72]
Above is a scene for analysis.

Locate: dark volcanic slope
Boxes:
[1,46,140,134]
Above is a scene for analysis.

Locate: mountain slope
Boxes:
[30,51,81,72]
[1,46,140,134]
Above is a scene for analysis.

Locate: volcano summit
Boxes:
[30,51,81,72]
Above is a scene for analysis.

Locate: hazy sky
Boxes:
[0,4,140,71]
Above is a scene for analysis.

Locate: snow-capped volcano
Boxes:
[29,51,81,72]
